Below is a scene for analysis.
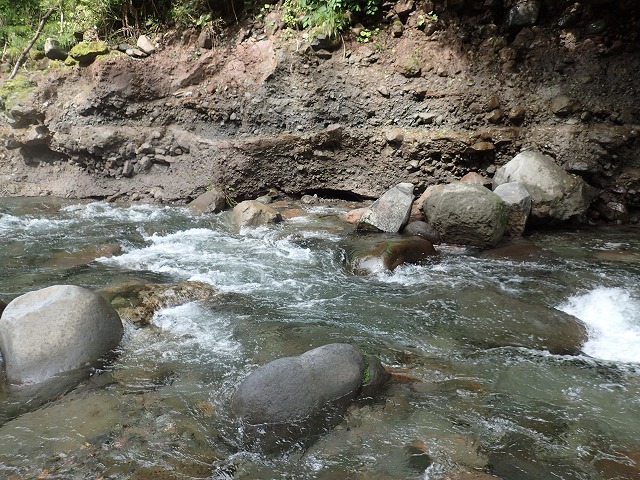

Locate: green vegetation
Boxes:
[281,0,381,37]
[356,27,379,43]
[0,0,238,66]
[361,357,371,384]
[0,75,36,111]
[0,0,380,71]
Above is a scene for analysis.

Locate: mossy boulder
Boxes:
[69,40,109,64]
[422,182,507,248]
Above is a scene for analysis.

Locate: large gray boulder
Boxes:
[356,182,414,233]
[493,151,597,223]
[421,182,507,248]
[494,181,532,236]
[232,343,389,450]
[0,285,123,384]
[231,200,282,228]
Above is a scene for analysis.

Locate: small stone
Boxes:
[138,142,154,154]
[385,129,404,144]
[122,160,134,177]
[396,55,421,77]
[377,85,390,97]
[395,0,415,16]
[137,34,156,54]
[391,21,404,38]
[508,105,526,124]
[550,96,579,116]
[44,38,68,61]
[485,95,500,112]
[126,48,148,58]
[486,109,503,124]
[198,30,213,49]
[417,112,437,124]
[468,141,495,152]
[505,0,541,30]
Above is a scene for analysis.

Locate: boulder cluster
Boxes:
[0,282,391,453]
[346,148,595,258]
[44,34,157,66]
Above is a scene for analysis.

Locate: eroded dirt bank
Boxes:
[1,1,639,223]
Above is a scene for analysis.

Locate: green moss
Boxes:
[361,358,371,385]
[0,76,36,111]
[69,40,109,64]
[30,49,46,60]
[64,56,79,66]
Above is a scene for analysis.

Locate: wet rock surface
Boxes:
[346,235,438,274]
[0,285,123,384]
[231,343,389,451]
[422,182,507,248]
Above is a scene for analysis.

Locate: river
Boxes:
[1,197,640,479]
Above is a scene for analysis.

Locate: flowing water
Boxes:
[1,197,640,479]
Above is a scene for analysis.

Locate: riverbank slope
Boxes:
[1,0,639,223]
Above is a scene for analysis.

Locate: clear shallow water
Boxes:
[1,198,640,479]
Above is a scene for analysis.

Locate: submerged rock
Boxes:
[231,343,389,451]
[0,285,123,384]
[44,243,121,269]
[494,150,597,223]
[347,236,438,274]
[422,182,507,248]
[101,280,222,325]
[356,182,414,233]
[232,200,282,228]
[454,289,587,355]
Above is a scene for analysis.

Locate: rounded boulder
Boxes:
[422,182,507,248]
[232,343,389,449]
[0,285,124,384]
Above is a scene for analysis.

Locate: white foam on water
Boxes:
[99,228,223,277]
[0,213,73,236]
[558,287,640,363]
[62,201,183,222]
[99,226,326,298]
[151,302,241,361]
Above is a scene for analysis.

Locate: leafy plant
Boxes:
[282,0,381,38]
[356,26,379,43]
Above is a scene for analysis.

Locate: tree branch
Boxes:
[8,7,56,81]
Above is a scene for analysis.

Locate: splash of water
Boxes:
[559,287,640,363]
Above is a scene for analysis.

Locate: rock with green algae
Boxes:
[69,40,109,64]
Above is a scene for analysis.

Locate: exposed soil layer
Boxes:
[1,0,639,223]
